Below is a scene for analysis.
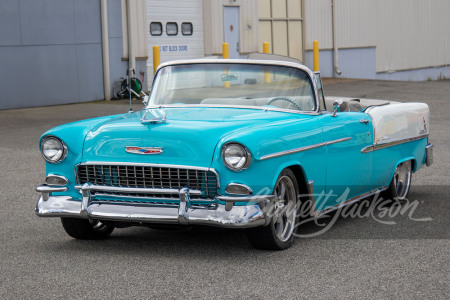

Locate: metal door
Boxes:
[224,6,240,59]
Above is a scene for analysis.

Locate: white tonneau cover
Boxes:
[326,96,429,145]
[366,103,429,145]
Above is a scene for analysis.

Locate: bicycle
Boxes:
[116,69,149,112]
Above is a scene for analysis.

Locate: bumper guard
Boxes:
[35,183,275,228]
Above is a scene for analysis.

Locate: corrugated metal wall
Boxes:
[0,0,112,109]
[258,0,304,61]
[305,0,450,73]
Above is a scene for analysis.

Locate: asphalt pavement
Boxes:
[0,79,449,299]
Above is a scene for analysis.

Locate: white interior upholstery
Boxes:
[325,97,400,112]
[201,96,316,111]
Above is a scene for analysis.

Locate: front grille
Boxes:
[76,164,218,199]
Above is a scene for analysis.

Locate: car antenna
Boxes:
[128,69,133,113]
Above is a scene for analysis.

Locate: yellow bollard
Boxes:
[263,42,271,83]
[263,42,270,54]
[222,43,229,59]
[313,40,319,71]
[223,43,230,87]
[153,46,160,75]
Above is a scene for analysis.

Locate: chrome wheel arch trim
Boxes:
[260,137,352,161]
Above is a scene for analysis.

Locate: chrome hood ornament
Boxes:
[125,146,164,154]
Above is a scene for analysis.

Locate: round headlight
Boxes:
[222,143,252,171]
[41,137,67,163]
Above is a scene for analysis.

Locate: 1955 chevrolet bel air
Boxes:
[36,56,433,250]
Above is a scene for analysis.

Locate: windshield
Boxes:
[148,63,316,111]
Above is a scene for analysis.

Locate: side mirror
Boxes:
[332,99,343,117]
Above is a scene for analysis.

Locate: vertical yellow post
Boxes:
[222,43,230,87]
[313,40,319,71]
[153,46,160,75]
[222,43,229,59]
[263,42,271,83]
[263,42,270,54]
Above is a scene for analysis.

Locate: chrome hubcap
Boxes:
[393,161,411,199]
[273,176,297,242]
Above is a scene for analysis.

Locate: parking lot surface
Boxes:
[1,79,449,299]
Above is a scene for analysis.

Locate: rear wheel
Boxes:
[61,218,114,240]
[247,169,299,250]
[382,160,412,200]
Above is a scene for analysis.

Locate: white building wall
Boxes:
[203,0,259,56]
[146,0,204,86]
[305,0,450,73]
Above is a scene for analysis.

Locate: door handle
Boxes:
[360,119,369,124]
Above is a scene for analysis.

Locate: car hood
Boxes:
[82,107,302,167]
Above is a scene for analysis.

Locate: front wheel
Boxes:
[61,218,114,240]
[382,160,412,201]
[247,169,299,250]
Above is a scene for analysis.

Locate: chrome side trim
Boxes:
[361,134,429,153]
[316,186,387,217]
[260,137,352,160]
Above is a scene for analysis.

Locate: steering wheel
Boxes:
[266,96,302,110]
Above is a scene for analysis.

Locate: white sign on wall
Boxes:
[160,45,189,52]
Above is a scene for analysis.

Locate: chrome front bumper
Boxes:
[35,184,275,228]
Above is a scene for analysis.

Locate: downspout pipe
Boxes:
[126,0,136,76]
[331,0,342,76]
[100,0,111,100]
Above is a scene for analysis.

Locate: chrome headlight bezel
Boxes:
[221,142,252,171]
[40,136,68,164]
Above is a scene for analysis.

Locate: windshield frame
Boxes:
[146,59,321,115]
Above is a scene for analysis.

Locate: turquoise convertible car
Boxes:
[36,56,433,250]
